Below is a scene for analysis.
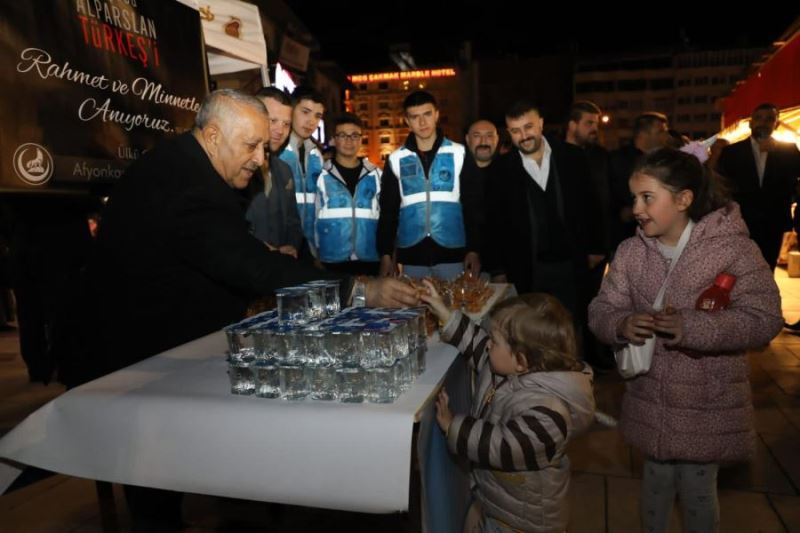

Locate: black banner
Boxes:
[0,0,208,192]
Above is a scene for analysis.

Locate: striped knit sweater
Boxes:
[441,312,595,533]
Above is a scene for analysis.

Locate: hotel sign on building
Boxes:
[346,67,466,165]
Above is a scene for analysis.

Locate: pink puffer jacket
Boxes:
[589,203,783,462]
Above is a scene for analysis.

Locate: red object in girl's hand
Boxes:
[695,273,736,311]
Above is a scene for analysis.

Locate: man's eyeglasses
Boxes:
[334,132,362,141]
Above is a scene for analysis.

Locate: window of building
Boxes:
[693,95,708,104]
[378,82,388,90]
[380,136,391,144]
[694,76,709,86]
[617,79,647,91]
[650,78,673,90]
[575,81,614,93]
[358,103,368,111]
[362,138,369,145]
[677,114,691,123]
[379,119,390,127]
[677,97,691,105]
[677,78,691,87]
[693,113,707,122]
[378,101,390,110]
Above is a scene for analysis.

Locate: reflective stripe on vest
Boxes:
[315,166,381,262]
[388,139,466,248]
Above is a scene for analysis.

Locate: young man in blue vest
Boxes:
[315,113,382,276]
[377,91,483,280]
[279,86,325,251]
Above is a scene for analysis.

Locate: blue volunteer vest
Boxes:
[315,161,381,262]
[388,139,466,249]
[279,141,323,244]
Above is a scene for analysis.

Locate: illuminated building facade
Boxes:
[345,67,468,165]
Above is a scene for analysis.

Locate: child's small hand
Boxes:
[419,280,452,325]
[618,313,655,345]
[653,306,684,346]
[435,388,454,434]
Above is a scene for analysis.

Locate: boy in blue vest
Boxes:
[315,113,382,276]
[278,86,325,253]
[377,91,484,281]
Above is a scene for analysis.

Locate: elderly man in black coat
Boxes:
[79,89,417,531]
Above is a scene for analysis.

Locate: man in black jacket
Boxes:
[716,103,800,270]
[245,87,303,257]
[486,100,604,319]
[83,89,416,383]
[608,112,669,252]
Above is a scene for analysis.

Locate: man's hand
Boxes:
[365,277,418,308]
[464,251,481,277]
[379,255,397,277]
[278,245,298,259]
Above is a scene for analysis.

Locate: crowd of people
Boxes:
[6,82,800,532]
[227,89,797,533]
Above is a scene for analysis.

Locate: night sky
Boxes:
[285,2,798,73]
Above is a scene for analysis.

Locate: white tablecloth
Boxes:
[0,331,460,514]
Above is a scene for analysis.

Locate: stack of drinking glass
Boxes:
[225,280,428,403]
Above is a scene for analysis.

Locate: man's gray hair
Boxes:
[195,89,267,131]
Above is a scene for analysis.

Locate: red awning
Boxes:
[723,32,800,127]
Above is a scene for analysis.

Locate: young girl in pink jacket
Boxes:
[589,148,783,533]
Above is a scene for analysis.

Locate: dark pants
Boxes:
[750,224,783,272]
[532,260,578,318]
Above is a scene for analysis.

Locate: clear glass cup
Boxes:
[303,285,326,321]
[253,360,280,398]
[274,329,305,365]
[358,330,380,369]
[251,328,277,361]
[366,366,398,403]
[279,361,308,400]
[336,365,365,403]
[329,329,359,365]
[228,359,255,395]
[275,287,310,325]
[392,357,409,393]
[303,330,337,400]
[306,280,341,316]
[224,326,255,362]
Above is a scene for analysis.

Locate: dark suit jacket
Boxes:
[245,155,303,250]
[80,133,336,384]
[716,138,800,235]
[485,138,603,295]
[608,145,643,249]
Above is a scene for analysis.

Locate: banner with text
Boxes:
[0,0,208,191]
